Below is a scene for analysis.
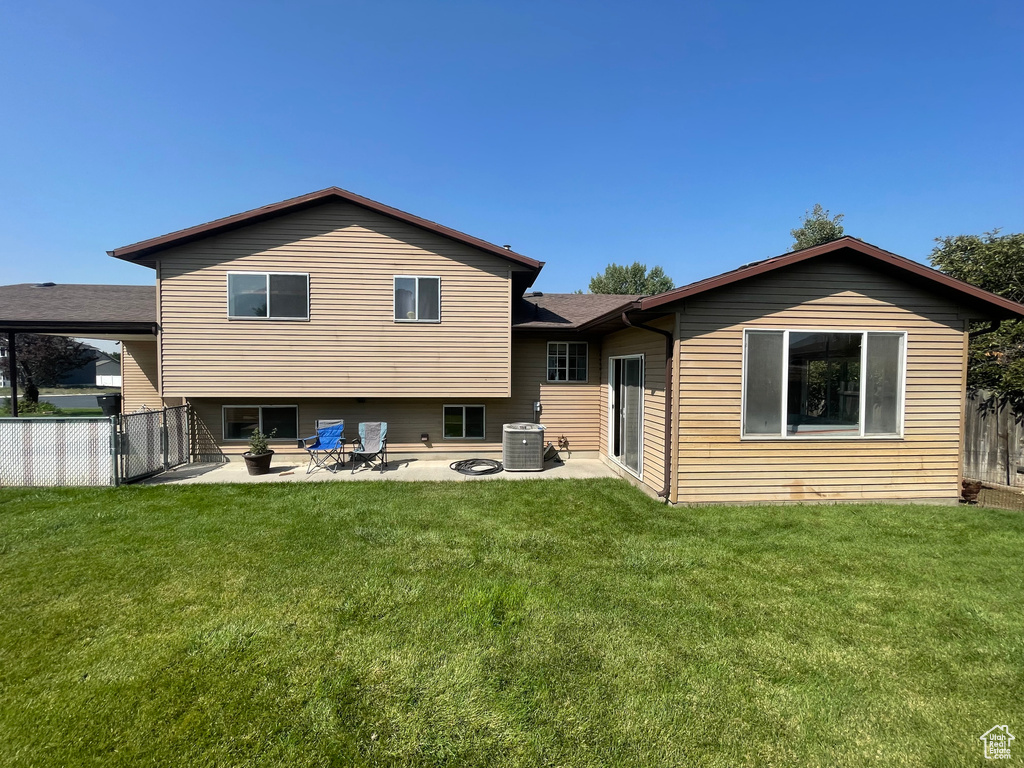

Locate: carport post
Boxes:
[6,332,16,417]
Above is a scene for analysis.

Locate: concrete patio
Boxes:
[142,455,619,485]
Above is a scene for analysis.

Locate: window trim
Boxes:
[393,275,442,323]
[546,341,589,383]
[226,272,310,321]
[222,404,299,442]
[442,404,486,440]
[740,328,907,440]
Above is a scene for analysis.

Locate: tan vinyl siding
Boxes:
[674,257,967,504]
[157,201,523,399]
[121,340,160,413]
[188,336,603,453]
[511,337,603,452]
[600,318,671,496]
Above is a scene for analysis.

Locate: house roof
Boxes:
[0,283,157,338]
[513,293,640,331]
[107,187,545,277]
[638,236,1024,319]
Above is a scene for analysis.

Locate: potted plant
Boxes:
[242,428,277,475]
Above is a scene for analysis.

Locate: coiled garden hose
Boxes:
[449,458,504,475]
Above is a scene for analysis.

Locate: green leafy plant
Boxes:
[582,262,674,295]
[791,204,845,250]
[247,428,277,456]
[0,398,64,416]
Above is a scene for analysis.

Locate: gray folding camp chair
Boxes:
[351,422,388,472]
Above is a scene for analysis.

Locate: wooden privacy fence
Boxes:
[963,392,1024,487]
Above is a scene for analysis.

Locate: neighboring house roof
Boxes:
[0,283,157,337]
[638,236,1024,319]
[107,187,545,277]
[513,293,640,330]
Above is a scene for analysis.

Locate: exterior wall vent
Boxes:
[502,422,545,472]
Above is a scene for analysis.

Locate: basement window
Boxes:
[742,329,905,439]
[443,405,485,439]
[223,405,299,441]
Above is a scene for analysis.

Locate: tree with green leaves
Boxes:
[930,229,1024,409]
[583,262,674,295]
[1,334,96,403]
[791,204,845,251]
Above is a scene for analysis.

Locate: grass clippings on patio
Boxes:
[0,479,1021,767]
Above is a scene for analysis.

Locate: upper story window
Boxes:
[227,272,309,320]
[547,341,588,382]
[394,276,440,322]
[742,329,906,439]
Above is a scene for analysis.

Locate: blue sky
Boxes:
[0,0,1020,294]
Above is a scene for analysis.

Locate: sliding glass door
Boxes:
[609,355,644,476]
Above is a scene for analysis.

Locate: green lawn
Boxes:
[0,480,1021,767]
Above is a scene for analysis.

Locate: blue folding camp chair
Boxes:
[351,422,388,473]
[299,419,347,474]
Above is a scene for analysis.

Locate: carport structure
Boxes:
[0,283,156,414]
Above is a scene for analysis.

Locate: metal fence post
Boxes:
[110,415,121,487]
[162,407,170,471]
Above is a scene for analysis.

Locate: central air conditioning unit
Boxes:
[502,422,546,471]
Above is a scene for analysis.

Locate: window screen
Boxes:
[743,330,784,435]
[864,333,903,435]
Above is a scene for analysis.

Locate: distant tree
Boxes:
[1,334,96,403]
[585,262,674,295]
[790,204,845,250]
[930,229,1024,409]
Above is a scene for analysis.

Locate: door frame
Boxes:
[607,354,645,479]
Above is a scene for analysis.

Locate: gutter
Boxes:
[620,310,674,502]
[968,320,1001,339]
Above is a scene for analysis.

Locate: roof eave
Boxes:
[638,236,1024,320]
[108,187,544,274]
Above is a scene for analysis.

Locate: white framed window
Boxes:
[547,341,588,382]
[394,276,440,322]
[741,329,906,439]
[227,272,309,320]
[223,405,299,441]
[443,405,485,439]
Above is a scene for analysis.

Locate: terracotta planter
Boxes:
[243,450,274,476]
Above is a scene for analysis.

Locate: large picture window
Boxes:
[443,405,485,439]
[547,341,588,382]
[223,405,299,441]
[742,329,905,438]
[394,276,440,322]
[228,273,309,320]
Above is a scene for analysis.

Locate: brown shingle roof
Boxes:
[0,283,156,334]
[513,293,640,330]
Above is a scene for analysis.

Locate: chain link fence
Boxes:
[0,417,116,486]
[0,405,194,487]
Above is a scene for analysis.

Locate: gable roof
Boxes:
[513,293,640,330]
[107,187,544,277]
[638,236,1024,320]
